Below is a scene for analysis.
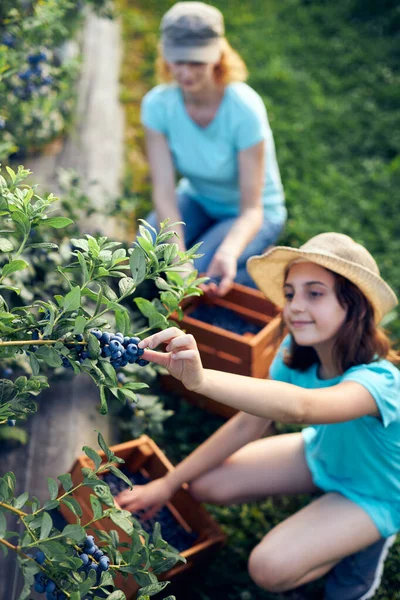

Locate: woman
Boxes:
[141,1,286,296]
[118,232,399,598]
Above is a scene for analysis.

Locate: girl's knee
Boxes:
[188,473,232,504]
[248,542,294,593]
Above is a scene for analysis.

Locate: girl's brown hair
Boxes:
[280,270,399,374]
[155,38,248,85]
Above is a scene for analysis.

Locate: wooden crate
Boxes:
[161,282,282,418]
[59,435,226,599]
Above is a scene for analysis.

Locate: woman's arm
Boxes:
[141,328,380,425]
[217,140,265,258]
[206,141,265,295]
[145,126,187,252]
[164,411,273,493]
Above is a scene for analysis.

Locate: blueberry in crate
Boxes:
[102,470,198,553]
[189,304,262,336]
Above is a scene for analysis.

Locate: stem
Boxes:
[0,339,86,347]
[0,500,28,518]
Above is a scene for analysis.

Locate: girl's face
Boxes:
[167,60,217,92]
[283,262,347,351]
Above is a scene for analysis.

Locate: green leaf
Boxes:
[58,473,73,492]
[90,494,103,521]
[99,384,108,415]
[61,497,82,518]
[2,259,29,278]
[29,352,40,376]
[62,523,86,542]
[118,277,136,297]
[106,592,126,600]
[34,345,63,368]
[39,512,53,540]
[14,491,29,510]
[63,286,81,313]
[0,238,13,252]
[77,250,89,284]
[42,500,59,511]
[96,430,113,460]
[137,582,170,597]
[11,212,30,236]
[73,315,86,335]
[83,445,102,470]
[109,465,133,489]
[47,478,58,501]
[44,217,73,228]
[0,512,7,538]
[87,333,101,359]
[110,512,134,536]
[129,247,147,285]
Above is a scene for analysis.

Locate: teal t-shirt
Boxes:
[270,336,400,536]
[141,82,286,223]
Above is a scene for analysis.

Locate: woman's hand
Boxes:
[115,477,173,520]
[139,327,204,391]
[204,251,237,297]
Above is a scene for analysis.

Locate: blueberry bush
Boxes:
[0,164,207,598]
[0,430,181,600]
[0,0,114,160]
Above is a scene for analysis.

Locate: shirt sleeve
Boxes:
[235,96,271,151]
[268,336,293,383]
[343,362,400,427]
[140,87,167,134]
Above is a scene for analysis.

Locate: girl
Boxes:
[141,1,286,296]
[117,232,399,598]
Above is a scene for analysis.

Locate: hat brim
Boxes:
[247,246,398,324]
[162,39,222,63]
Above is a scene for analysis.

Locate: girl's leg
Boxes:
[189,432,319,505]
[143,194,214,248]
[247,492,382,593]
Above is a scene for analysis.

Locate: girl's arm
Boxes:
[144,127,187,252]
[206,141,265,295]
[164,411,273,493]
[141,328,380,425]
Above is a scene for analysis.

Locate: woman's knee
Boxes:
[248,539,296,593]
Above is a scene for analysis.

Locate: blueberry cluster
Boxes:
[1,32,16,48]
[190,304,262,336]
[32,551,66,600]
[90,330,150,369]
[103,471,197,553]
[77,534,111,586]
[14,51,53,100]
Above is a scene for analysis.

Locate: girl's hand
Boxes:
[115,477,173,520]
[139,327,204,391]
[204,251,237,297]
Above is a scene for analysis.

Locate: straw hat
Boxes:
[246,232,398,323]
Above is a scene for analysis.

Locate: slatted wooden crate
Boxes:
[161,282,282,418]
[59,435,226,599]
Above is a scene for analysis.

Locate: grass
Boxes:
[116,0,400,597]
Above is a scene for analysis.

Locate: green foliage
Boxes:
[0,432,183,599]
[0,0,115,160]
[0,165,206,426]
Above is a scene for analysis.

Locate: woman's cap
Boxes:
[247,232,398,323]
[161,2,224,63]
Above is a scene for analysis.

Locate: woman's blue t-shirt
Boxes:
[270,337,400,536]
[141,82,286,223]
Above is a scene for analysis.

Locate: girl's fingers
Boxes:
[166,334,196,352]
[139,327,184,349]
[142,347,171,367]
[171,349,198,360]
